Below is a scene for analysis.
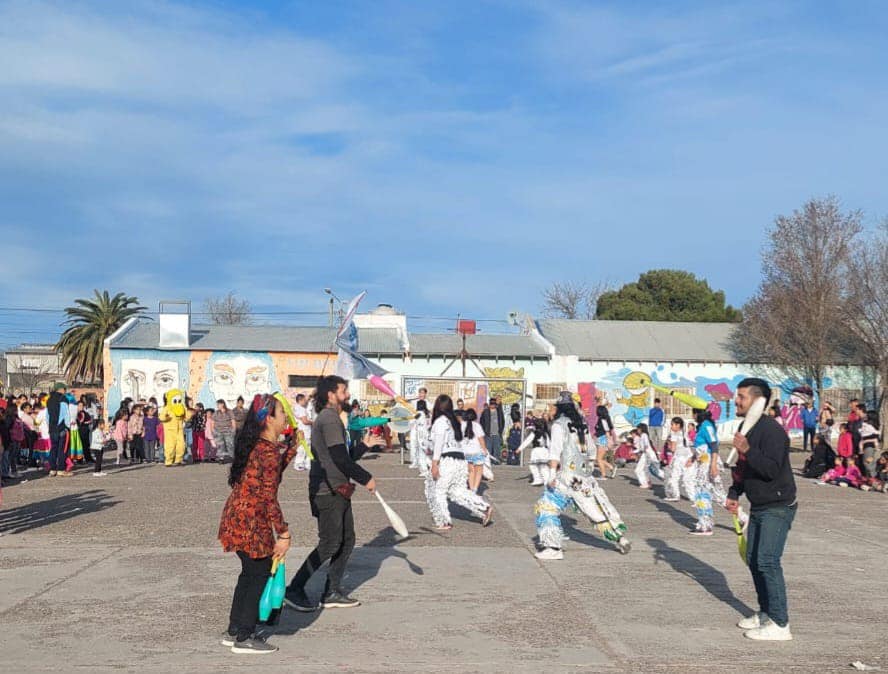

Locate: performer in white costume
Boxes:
[663,416,695,502]
[408,400,431,477]
[425,395,493,531]
[534,392,631,560]
[632,423,664,489]
[526,423,552,486]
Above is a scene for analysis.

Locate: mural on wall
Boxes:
[402,376,525,414]
[482,367,525,408]
[119,358,180,403]
[201,352,278,408]
[588,365,849,438]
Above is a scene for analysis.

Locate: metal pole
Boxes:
[329,297,334,327]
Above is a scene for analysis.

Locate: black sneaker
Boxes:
[321,590,360,608]
[283,587,318,612]
[230,636,278,654]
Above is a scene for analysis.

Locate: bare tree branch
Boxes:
[541,281,610,320]
[731,197,863,402]
[203,292,253,326]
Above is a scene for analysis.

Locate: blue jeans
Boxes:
[488,435,502,459]
[49,431,67,472]
[746,503,796,627]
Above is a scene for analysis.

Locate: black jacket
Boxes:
[729,415,797,509]
[47,391,66,435]
[479,406,505,438]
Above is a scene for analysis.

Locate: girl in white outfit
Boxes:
[663,416,695,501]
[425,395,493,531]
[528,424,552,486]
[461,408,488,493]
[633,423,664,489]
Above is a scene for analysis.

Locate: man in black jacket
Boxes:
[727,378,797,642]
[46,382,69,477]
[479,398,505,460]
[285,375,382,612]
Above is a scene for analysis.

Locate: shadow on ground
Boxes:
[0,489,120,535]
[645,536,752,617]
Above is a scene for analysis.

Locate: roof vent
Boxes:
[158,300,191,349]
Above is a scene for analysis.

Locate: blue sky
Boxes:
[1,0,887,346]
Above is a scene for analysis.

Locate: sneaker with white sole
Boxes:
[221,631,236,647]
[534,547,564,560]
[688,528,713,536]
[93,472,108,477]
[231,636,278,654]
[744,621,792,641]
[737,612,771,630]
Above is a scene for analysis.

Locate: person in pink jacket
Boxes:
[833,458,863,488]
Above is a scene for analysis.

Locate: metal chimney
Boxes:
[158,300,191,349]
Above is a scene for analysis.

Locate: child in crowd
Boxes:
[819,456,845,485]
[613,433,634,468]
[507,420,523,466]
[873,452,888,493]
[632,424,663,489]
[833,458,863,489]
[664,417,695,502]
[143,405,160,463]
[33,404,51,468]
[204,408,217,462]
[113,411,129,465]
[128,404,145,464]
[686,422,697,445]
[836,422,853,459]
[90,419,112,477]
[859,411,881,479]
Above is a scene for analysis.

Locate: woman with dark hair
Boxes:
[594,392,616,479]
[425,395,492,531]
[218,394,298,654]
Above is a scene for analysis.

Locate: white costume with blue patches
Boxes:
[534,416,630,556]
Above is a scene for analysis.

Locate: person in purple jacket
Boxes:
[143,405,161,463]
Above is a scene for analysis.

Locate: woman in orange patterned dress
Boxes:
[218,393,298,654]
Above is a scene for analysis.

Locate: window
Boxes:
[535,383,565,404]
[288,375,317,389]
[655,387,696,419]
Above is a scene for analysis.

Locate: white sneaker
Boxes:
[530,481,543,486]
[93,472,108,477]
[744,621,792,641]
[664,497,680,502]
[534,547,564,560]
[737,612,771,630]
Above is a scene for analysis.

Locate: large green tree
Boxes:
[56,290,147,384]
[595,269,741,322]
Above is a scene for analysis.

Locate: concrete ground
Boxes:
[1,451,886,673]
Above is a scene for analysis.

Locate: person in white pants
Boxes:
[408,401,431,477]
[527,425,552,486]
[291,394,313,471]
[632,424,664,489]
[425,395,493,531]
[534,392,630,560]
[664,417,695,501]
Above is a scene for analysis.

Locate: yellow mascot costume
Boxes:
[159,389,190,466]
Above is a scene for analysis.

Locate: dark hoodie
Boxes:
[47,391,66,434]
[729,415,797,509]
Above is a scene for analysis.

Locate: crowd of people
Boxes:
[2,376,882,651]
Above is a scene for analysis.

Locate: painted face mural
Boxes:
[210,355,272,407]
[120,359,179,402]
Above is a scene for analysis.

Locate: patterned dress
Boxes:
[218,438,298,559]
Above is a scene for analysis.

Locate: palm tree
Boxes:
[56,290,147,384]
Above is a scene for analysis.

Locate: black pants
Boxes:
[130,434,144,462]
[802,427,816,452]
[228,551,273,641]
[289,492,355,595]
[93,450,104,473]
[80,426,93,462]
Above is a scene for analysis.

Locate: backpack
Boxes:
[11,417,25,443]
